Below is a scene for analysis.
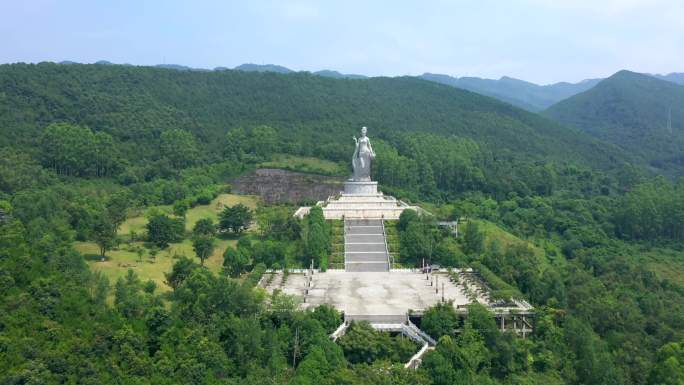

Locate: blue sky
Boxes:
[1,0,682,84]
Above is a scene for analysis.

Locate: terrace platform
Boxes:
[261,269,534,337]
[293,184,417,220]
[270,270,483,315]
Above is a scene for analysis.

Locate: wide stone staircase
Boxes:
[344,219,389,272]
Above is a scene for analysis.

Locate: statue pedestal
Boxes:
[343,181,378,195]
[294,180,418,220]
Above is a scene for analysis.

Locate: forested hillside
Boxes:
[0,63,618,164]
[0,62,633,199]
[1,63,683,385]
[545,70,684,176]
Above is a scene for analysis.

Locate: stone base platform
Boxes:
[293,180,418,220]
[322,193,411,219]
[343,180,377,195]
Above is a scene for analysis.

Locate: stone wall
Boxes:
[232,168,344,204]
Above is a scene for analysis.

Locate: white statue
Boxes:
[352,126,376,181]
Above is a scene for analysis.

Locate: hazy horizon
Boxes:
[2,0,683,84]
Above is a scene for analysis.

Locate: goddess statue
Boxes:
[351,126,376,181]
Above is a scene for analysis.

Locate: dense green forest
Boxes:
[0,63,626,167]
[545,70,684,177]
[1,63,683,384]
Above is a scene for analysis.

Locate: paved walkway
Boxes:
[344,219,389,272]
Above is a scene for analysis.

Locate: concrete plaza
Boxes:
[271,270,487,316]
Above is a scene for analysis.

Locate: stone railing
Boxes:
[405,343,433,369]
[330,322,349,341]
[381,219,391,271]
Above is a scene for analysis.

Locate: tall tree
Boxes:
[399,215,437,266]
[40,123,120,177]
[192,235,215,266]
[92,212,117,261]
[463,221,484,256]
[398,209,419,232]
[147,214,184,248]
[250,125,278,160]
[649,341,684,385]
[422,302,459,339]
[219,204,253,234]
[192,217,216,237]
[165,256,199,290]
[106,191,130,232]
[223,247,250,277]
[301,206,330,267]
[160,129,199,169]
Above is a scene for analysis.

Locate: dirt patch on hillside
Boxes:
[232,168,344,204]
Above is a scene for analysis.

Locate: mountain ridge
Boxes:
[654,72,684,85]
[234,63,293,73]
[420,73,602,112]
[48,60,684,108]
[544,70,684,176]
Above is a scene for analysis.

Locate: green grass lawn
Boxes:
[119,214,152,236]
[77,237,237,293]
[259,154,347,176]
[119,193,258,236]
[474,219,550,267]
[185,193,258,231]
[81,193,258,292]
[640,247,684,286]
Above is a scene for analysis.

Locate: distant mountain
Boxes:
[314,70,367,79]
[420,73,601,112]
[544,70,684,176]
[654,72,684,86]
[234,63,293,74]
[233,64,367,79]
[155,64,192,71]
